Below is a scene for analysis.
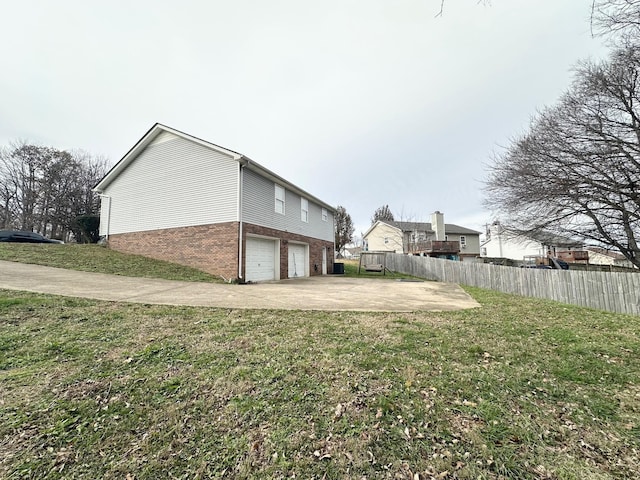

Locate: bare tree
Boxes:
[592,0,640,40]
[0,142,109,241]
[484,44,640,267]
[66,150,109,241]
[2,142,48,232]
[435,0,490,18]
[334,205,355,257]
[0,145,20,229]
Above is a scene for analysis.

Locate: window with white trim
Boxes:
[275,184,285,214]
[460,236,467,247]
[321,208,328,222]
[301,197,309,222]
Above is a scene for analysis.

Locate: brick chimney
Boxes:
[431,211,445,241]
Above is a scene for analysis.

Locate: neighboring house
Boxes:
[586,247,637,269]
[480,222,587,263]
[362,211,481,261]
[344,246,362,259]
[93,123,335,282]
[337,245,362,260]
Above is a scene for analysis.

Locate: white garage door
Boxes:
[288,243,307,278]
[246,237,277,282]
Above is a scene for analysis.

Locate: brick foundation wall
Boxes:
[243,223,334,280]
[107,222,334,282]
[108,223,239,280]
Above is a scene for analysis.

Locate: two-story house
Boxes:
[480,221,588,264]
[93,124,335,282]
[362,211,481,261]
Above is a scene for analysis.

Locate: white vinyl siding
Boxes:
[301,198,309,222]
[149,130,177,146]
[101,135,239,234]
[364,222,403,252]
[275,184,285,214]
[242,169,334,242]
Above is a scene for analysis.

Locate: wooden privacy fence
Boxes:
[385,253,640,316]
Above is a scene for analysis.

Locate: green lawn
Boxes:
[0,243,221,283]
[340,258,418,279]
[1,285,638,479]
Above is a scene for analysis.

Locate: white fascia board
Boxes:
[362,221,402,239]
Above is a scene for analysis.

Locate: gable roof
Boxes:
[93,123,335,212]
[527,231,583,248]
[362,220,481,239]
[362,220,403,238]
[387,221,481,235]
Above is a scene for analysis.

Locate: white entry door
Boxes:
[288,243,307,278]
[322,247,327,275]
[246,237,277,282]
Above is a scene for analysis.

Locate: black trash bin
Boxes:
[333,262,344,274]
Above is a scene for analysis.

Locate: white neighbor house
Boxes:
[480,222,583,261]
[586,247,637,269]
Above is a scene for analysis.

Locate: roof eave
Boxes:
[363,220,402,238]
[92,123,336,214]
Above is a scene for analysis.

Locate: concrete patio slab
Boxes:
[0,260,480,312]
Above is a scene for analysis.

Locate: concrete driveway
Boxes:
[0,260,479,312]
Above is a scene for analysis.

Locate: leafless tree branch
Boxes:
[0,143,109,241]
[484,44,640,267]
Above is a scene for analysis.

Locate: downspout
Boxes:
[237,159,247,281]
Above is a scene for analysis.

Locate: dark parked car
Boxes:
[550,258,570,270]
[520,258,569,270]
[0,230,64,244]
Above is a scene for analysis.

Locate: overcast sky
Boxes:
[1,1,609,238]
